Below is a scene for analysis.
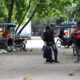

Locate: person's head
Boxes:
[77,20,80,27]
[61,28,64,31]
[50,23,56,30]
[45,25,50,30]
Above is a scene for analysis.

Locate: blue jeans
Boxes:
[47,42,58,61]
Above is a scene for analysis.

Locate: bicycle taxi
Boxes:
[0,23,16,51]
[0,23,26,52]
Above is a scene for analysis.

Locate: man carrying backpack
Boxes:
[41,23,59,63]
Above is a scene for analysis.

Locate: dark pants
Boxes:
[76,39,80,48]
[47,42,58,61]
[75,39,80,61]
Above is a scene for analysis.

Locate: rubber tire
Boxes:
[7,47,13,52]
[21,43,26,51]
[56,39,62,48]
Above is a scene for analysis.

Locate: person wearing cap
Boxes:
[49,23,59,63]
[71,20,80,62]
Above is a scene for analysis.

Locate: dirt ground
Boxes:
[0,48,80,80]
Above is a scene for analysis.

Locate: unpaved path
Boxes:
[0,48,80,80]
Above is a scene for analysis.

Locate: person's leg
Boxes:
[74,46,80,62]
[76,39,80,61]
[51,42,59,62]
[74,40,80,62]
[45,43,52,63]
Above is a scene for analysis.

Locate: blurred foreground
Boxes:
[0,45,80,80]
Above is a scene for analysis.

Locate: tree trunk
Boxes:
[8,0,15,23]
[15,0,31,33]
[17,5,39,34]
[72,15,75,22]
[66,10,69,22]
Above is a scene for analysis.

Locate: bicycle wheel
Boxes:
[56,39,61,48]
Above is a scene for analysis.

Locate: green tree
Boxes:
[0,0,74,34]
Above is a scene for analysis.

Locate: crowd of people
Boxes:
[41,20,80,63]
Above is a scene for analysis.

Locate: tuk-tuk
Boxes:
[0,23,27,52]
[0,23,16,51]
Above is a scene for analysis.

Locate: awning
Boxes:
[56,22,77,29]
[0,23,16,27]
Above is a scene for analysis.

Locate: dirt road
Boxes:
[0,48,80,80]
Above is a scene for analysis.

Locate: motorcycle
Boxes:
[7,38,27,52]
[56,36,73,48]
[56,38,69,48]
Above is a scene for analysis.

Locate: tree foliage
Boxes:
[1,0,80,33]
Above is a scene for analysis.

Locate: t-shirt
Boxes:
[72,27,80,40]
[76,27,80,39]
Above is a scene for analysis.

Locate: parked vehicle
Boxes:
[56,22,77,56]
[56,37,74,48]
[0,23,27,52]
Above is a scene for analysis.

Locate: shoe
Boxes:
[55,61,60,63]
[46,60,49,62]
[74,60,80,63]
[46,59,54,63]
[51,60,55,62]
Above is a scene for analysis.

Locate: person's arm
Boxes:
[52,34,58,37]
[71,28,80,35]
[71,28,77,35]
[73,31,80,34]
[52,29,59,37]
[41,34,44,40]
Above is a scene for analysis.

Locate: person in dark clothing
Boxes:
[41,26,54,63]
[59,29,65,41]
[49,23,59,63]
[59,29,69,46]
[41,24,59,63]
